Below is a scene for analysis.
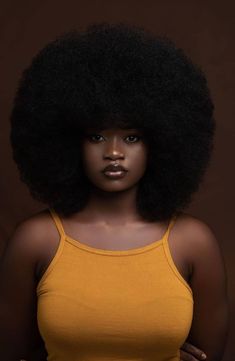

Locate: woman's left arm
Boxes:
[186,220,230,361]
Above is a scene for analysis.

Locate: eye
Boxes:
[86,134,104,142]
[85,134,142,143]
[125,135,142,143]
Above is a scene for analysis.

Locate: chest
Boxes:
[37,221,192,287]
[37,234,193,361]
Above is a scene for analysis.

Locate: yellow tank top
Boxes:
[37,208,193,361]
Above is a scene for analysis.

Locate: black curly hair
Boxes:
[10,22,215,221]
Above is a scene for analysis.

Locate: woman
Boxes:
[1,22,228,360]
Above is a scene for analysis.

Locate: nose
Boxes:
[103,137,125,161]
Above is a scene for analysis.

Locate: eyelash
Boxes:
[86,135,142,143]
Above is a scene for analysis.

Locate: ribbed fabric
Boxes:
[37,208,193,361]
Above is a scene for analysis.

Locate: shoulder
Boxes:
[166,212,222,279]
[175,211,216,237]
[177,213,229,358]
[0,210,54,358]
[174,212,227,278]
[13,208,53,242]
[175,211,222,257]
[7,208,58,267]
[177,211,228,302]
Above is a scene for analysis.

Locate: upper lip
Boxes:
[102,164,127,172]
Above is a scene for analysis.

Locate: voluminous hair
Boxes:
[10,22,215,221]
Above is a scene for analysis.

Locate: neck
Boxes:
[79,185,143,226]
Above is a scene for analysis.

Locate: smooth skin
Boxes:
[0,128,229,361]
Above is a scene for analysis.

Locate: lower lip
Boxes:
[103,170,127,179]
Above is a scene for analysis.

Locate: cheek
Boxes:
[130,147,148,176]
[137,146,148,164]
[81,145,103,177]
[81,145,94,167]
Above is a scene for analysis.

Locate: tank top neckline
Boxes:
[49,207,178,256]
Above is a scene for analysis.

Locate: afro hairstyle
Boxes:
[10,22,215,221]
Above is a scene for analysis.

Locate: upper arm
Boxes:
[186,219,229,361]
[0,219,46,361]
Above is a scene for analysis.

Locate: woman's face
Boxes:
[80,127,148,193]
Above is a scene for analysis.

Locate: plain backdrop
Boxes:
[0,1,234,359]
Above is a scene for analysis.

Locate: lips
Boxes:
[102,164,127,173]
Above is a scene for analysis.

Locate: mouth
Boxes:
[102,164,127,172]
[102,170,127,179]
[101,163,128,179]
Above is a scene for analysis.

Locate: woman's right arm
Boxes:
[0,219,46,361]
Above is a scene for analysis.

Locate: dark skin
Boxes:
[0,127,228,360]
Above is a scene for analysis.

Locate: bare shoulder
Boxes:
[177,211,228,298]
[0,209,56,359]
[177,213,229,358]
[12,208,54,246]
[7,208,58,271]
[17,208,56,241]
[176,211,217,238]
[175,211,224,263]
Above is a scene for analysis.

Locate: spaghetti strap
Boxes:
[163,214,178,243]
[169,214,178,231]
[162,213,193,294]
[49,207,66,239]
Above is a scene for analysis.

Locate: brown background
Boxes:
[0,1,234,359]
